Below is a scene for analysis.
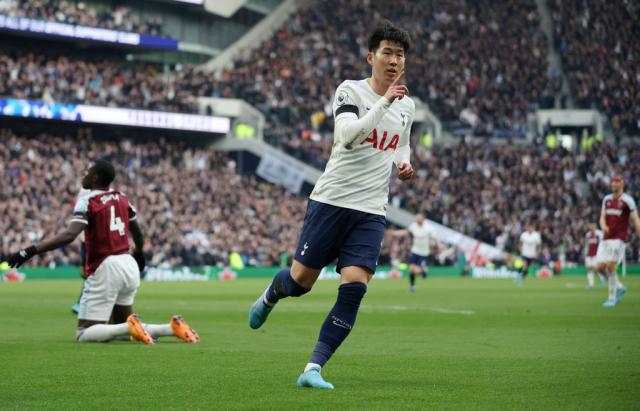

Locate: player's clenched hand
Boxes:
[384,70,409,103]
[6,245,37,268]
[133,250,146,273]
[397,163,414,181]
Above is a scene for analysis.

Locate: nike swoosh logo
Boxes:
[332,320,350,330]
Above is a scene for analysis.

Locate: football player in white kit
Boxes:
[516,224,541,285]
[583,223,604,289]
[389,213,432,293]
[249,21,414,389]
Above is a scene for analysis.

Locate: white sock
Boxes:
[587,272,595,287]
[608,274,617,300]
[304,362,322,373]
[144,323,173,339]
[77,323,129,342]
[616,277,625,289]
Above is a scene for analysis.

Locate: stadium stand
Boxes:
[550,0,639,136]
[0,0,164,35]
[1,0,560,136]
[0,51,199,113]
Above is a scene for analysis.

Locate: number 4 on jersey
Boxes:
[110,205,125,236]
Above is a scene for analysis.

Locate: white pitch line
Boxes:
[365,305,475,315]
[429,307,475,315]
[387,305,410,311]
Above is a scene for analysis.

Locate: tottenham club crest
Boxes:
[336,90,349,106]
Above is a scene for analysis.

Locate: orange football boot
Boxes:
[127,314,154,344]
[171,315,200,343]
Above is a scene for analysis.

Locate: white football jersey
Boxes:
[409,222,431,256]
[310,79,415,216]
[520,231,542,258]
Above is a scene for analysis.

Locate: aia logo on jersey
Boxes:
[362,129,399,151]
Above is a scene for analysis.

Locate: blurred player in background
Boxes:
[5,159,199,343]
[248,21,414,389]
[584,223,604,289]
[597,175,640,307]
[388,213,432,293]
[516,224,541,285]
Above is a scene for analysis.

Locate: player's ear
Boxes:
[367,51,374,66]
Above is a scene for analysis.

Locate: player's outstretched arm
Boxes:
[6,222,85,268]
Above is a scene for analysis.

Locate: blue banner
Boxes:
[0,98,230,134]
[0,14,178,50]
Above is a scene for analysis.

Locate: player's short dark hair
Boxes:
[368,20,411,53]
[91,159,115,186]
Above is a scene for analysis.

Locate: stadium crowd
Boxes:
[550,0,639,136]
[0,0,164,35]
[0,53,199,113]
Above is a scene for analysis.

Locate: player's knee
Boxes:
[290,261,321,290]
[340,266,372,284]
[337,282,367,307]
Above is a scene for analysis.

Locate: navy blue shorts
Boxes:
[407,253,428,269]
[295,199,386,274]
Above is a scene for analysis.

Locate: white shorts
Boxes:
[585,256,597,268]
[595,239,626,265]
[78,254,140,321]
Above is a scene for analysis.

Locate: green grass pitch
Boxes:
[1,276,639,410]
